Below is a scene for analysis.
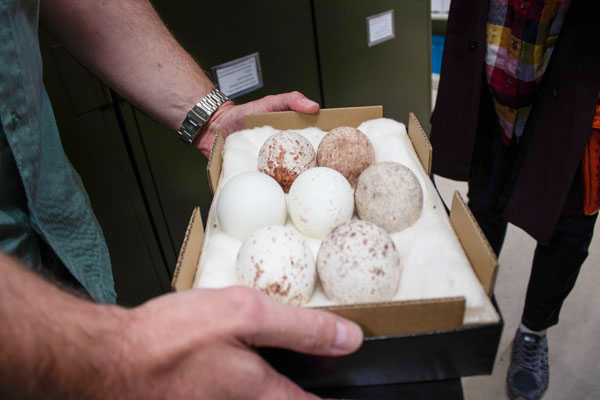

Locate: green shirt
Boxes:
[0,0,116,303]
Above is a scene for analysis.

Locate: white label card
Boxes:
[212,52,263,99]
[366,10,395,47]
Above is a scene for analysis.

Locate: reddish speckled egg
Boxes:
[317,220,402,303]
[317,126,375,188]
[235,225,316,305]
[258,131,316,193]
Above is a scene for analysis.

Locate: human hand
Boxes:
[194,91,320,157]
[114,286,362,399]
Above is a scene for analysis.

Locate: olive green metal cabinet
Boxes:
[313,0,432,132]
[117,0,323,269]
[150,0,322,104]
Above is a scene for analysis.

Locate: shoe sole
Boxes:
[505,380,548,400]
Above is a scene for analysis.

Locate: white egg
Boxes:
[235,225,316,305]
[287,167,354,239]
[317,220,402,304]
[217,172,286,241]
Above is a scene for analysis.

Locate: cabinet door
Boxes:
[314,0,432,132]
[120,0,323,269]
[40,32,171,306]
[150,0,322,104]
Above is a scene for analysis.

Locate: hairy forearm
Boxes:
[0,254,128,399]
[0,254,361,399]
[39,0,218,133]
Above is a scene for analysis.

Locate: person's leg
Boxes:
[468,130,519,256]
[522,212,598,331]
[469,206,509,257]
[507,203,598,400]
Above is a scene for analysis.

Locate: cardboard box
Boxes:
[172,106,503,387]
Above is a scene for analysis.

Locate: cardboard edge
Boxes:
[316,297,465,337]
[206,130,225,196]
[449,191,499,298]
[407,112,433,175]
[174,108,505,335]
[244,106,383,130]
[171,207,205,291]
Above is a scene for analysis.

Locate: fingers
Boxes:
[230,287,363,357]
[211,91,319,140]
[256,366,324,400]
[285,91,320,114]
[255,91,320,114]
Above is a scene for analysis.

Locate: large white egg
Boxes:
[287,167,354,239]
[317,220,402,304]
[217,172,286,241]
[235,225,316,305]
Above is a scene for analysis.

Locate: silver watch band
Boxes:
[178,88,230,145]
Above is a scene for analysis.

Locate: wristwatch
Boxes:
[177,88,230,145]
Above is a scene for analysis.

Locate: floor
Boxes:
[433,176,600,400]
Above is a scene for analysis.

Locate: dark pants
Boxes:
[468,121,598,331]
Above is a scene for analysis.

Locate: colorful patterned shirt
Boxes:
[485,0,571,144]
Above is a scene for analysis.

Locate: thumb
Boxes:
[251,91,320,114]
[285,91,320,113]
[238,290,363,357]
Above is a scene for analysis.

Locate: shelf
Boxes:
[432,73,440,90]
[431,12,449,21]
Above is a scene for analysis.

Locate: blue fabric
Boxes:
[0,0,116,303]
[431,35,445,75]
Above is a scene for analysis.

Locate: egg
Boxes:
[217,172,286,241]
[317,220,402,304]
[257,131,317,193]
[287,167,354,239]
[317,126,375,187]
[235,225,316,305]
[355,162,423,233]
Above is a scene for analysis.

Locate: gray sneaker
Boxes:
[506,329,549,400]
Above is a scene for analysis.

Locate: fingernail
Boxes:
[333,320,363,353]
[300,98,319,107]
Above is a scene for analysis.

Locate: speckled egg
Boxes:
[235,225,316,305]
[287,167,354,239]
[317,220,402,303]
[355,162,423,233]
[257,131,317,193]
[317,126,375,187]
[217,172,287,241]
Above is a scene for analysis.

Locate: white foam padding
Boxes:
[193,118,499,325]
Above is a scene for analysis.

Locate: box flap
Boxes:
[449,192,499,298]
[171,207,205,291]
[324,297,465,337]
[407,112,432,175]
[244,106,383,130]
[207,130,225,195]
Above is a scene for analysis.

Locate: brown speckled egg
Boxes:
[317,126,375,187]
[317,220,402,303]
[355,161,423,233]
[257,131,316,193]
[235,225,316,305]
